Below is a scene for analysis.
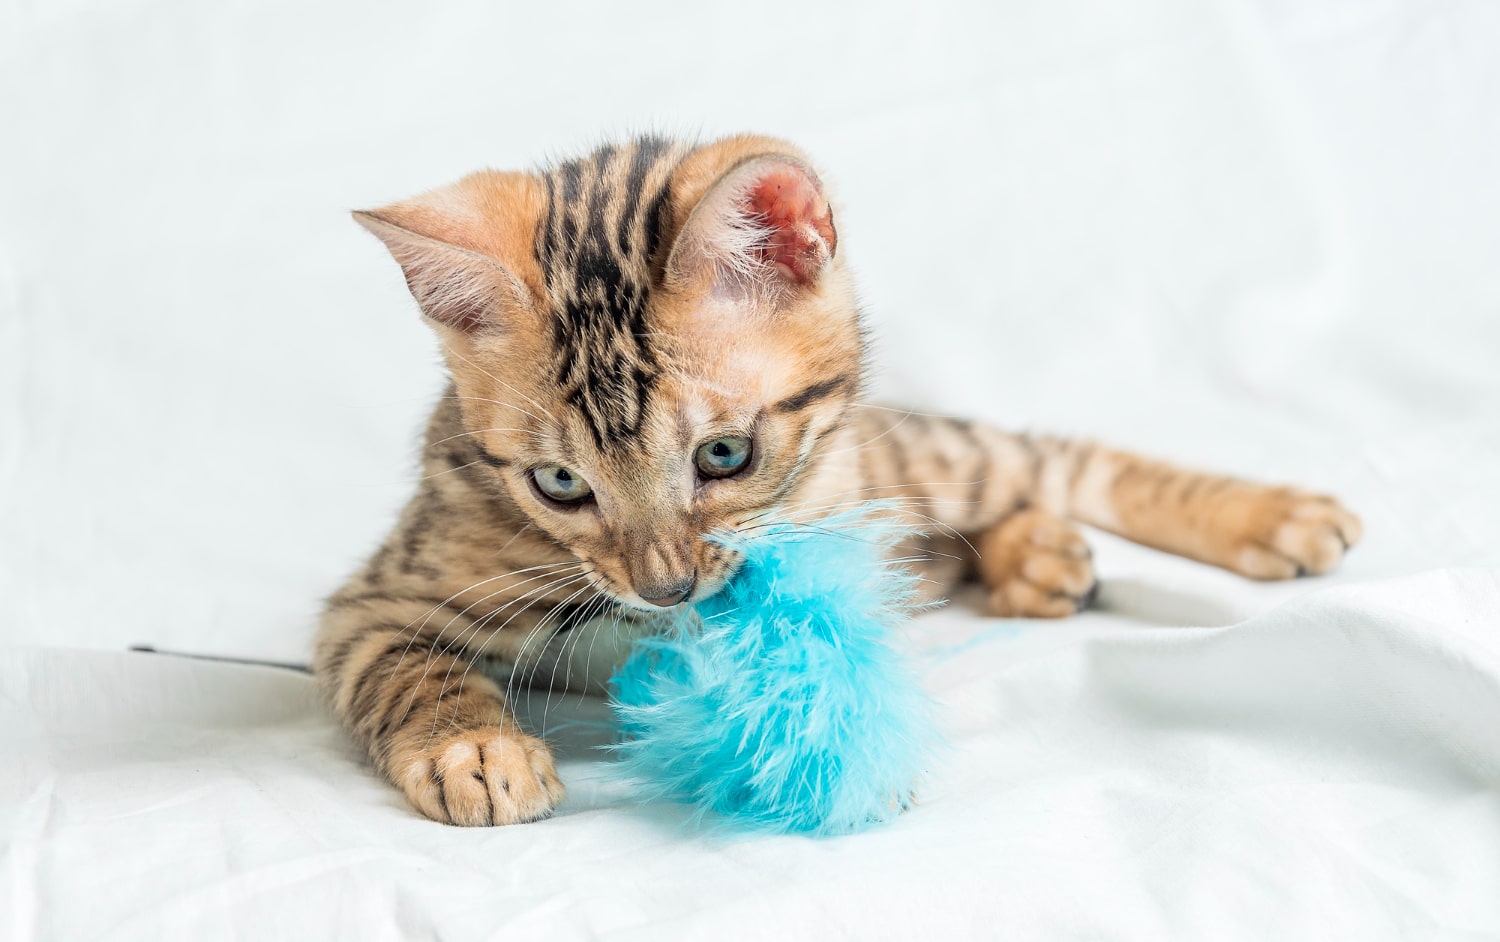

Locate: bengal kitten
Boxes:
[315,134,1362,826]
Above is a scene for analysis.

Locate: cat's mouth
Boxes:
[615,581,702,613]
[600,558,741,614]
[579,534,750,615]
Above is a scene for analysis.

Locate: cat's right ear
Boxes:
[353,174,541,333]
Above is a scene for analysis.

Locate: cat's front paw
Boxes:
[391,725,564,826]
[1219,488,1363,580]
[977,508,1099,618]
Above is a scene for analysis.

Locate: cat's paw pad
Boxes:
[1226,490,1363,580]
[978,508,1098,619]
[393,726,564,826]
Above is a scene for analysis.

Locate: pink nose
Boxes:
[638,575,695,608]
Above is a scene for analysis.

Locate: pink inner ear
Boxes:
[741,166,837,284]
[397,258,488,333]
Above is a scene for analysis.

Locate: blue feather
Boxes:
[608,508,940,835]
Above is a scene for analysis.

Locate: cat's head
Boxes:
[357,135,865,609]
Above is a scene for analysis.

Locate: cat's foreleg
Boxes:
[314,595,565,826]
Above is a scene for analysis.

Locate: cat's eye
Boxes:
[695,435,753,480]
[531,465,593,504]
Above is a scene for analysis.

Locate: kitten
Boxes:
[314,134,1361,826]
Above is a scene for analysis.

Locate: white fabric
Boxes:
[3,0,1499,937]
[6,573,1500,938]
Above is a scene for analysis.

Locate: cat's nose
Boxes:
[637,574,696,608]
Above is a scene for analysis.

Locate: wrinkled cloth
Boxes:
[3,570,1499,938]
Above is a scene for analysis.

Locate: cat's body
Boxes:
[315,135,1361,826]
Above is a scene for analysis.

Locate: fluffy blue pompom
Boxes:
[608,509,939,835]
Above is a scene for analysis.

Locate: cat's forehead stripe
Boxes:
[534,136,689,450]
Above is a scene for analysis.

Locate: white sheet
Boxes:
[3,0,1500,937]
[6,570,1499,938]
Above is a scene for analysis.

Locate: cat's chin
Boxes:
[614,594,695,615]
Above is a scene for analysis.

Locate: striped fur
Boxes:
[537,136,689,447]
[316,134,1362,826]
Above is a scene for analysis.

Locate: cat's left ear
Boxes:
[666,150,837,298]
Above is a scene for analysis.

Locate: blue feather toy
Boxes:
[608,510,939,835]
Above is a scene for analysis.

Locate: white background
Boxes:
[3,2,1500,938]
[4,0,1497,662]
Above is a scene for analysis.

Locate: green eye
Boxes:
[695,435,753,479]
[532,465,593,504]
